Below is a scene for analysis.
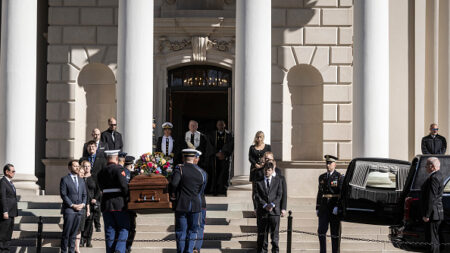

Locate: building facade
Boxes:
[0,0,448,196]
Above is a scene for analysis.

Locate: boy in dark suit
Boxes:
[253,162,283,253]
[60,160,87,253]
[0,164,17,252]
[420,157,444,253]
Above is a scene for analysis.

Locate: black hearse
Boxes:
[339,156,450,251]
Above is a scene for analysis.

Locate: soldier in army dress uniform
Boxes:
[316,155,343,253]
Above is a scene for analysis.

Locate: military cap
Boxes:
[118,152,127,158]
[104,150,120,157]
[124,156,135,165]
[324,154,338,163]
[182,149,198,157]
[162,122,173,129]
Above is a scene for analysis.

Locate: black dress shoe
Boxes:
[86,239,92,247]
[96,227,101,232]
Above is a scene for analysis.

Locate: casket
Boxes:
[128,174,172,213]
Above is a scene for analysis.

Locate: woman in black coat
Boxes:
[248,131,271,182]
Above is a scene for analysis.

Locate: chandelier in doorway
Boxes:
[169,65,231,88]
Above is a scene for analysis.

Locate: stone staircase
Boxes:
[10,177,408,252]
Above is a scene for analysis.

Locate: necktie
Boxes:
[73,176,78,191]
[190,133,194,145]
[111,131,115,142]
[165,137,169,155]
[266,178,270,189]
[9,181,15,193]
[89,155,95,167]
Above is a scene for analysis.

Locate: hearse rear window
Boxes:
[366,171,396,189]
[349,160,410,190]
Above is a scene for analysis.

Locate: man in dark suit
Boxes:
[0,164,17,252]
[422,123,447,154]
[253,162,283,253]
[262,153,287,218]
[420,157,444,253]
[83,128,109,157]
[97,150,130,253]
[207,120,234,196]
[101,117,124,151]
[82,140,106,232]
[171,149,207,253]
[60,160,87,253]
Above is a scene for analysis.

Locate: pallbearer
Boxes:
[124,155,137,253]
[193,150,207,253]
[171,149,207,253]
[316,155,342,253]
[97,150,130,253]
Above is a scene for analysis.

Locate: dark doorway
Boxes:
[167,65,232,139]
[169,91,228,139]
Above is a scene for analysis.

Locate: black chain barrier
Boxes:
[16,214,450,252]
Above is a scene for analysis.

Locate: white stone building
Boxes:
[0,0,447,196]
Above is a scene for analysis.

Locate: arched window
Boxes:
[168,65,231,88]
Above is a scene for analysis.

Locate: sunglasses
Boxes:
[432,128,439,131]
[110,124,117,126]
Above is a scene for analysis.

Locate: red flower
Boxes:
[155,170,160,174]
[147,162,153,168]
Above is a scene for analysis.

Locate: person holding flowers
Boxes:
[156,122,181,165]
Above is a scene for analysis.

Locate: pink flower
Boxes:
[147,162,153,168]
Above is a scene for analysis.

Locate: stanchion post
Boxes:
[287,210,292,253]
[37,216,43,253]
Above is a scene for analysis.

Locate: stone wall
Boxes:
[45,0,119,194]
[271,0,353,161]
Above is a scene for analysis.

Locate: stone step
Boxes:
[29,239,401,250]
[13,224,390,236]
[9,246,408,253]
[14,222,391,232]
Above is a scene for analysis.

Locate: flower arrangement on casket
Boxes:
[128,152,174,212]
[134,152,174,177]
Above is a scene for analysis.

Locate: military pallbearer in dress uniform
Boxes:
[171,149,207,253]
[316,155,343,253]
[97,150,130,253]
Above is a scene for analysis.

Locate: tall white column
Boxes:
[353,0,390,157]
[0,0,39,195]
[117,0,154,156]
[234,0,271,176]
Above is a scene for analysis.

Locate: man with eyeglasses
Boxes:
[83,128,109,157]
[101,117,124,151]
[421,123,447,155]
[0,164,17,252]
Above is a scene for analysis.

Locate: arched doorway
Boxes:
[167,65,232,138]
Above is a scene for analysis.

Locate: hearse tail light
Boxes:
[404,197,418,221]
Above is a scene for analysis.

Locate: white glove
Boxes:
[332,206,338,215]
